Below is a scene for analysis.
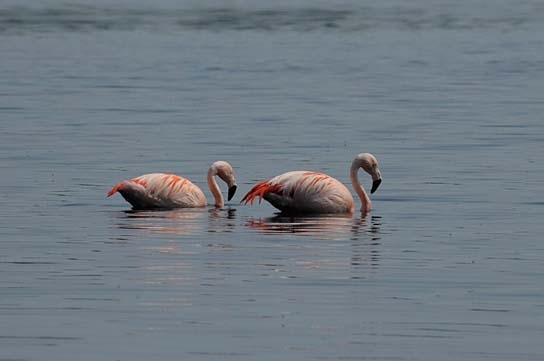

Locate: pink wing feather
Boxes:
[107,173,206,209]
[242,171,354,214]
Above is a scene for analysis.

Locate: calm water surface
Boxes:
[1,1,544,360]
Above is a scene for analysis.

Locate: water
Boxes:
[2,1,544,360]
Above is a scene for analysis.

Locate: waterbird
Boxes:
[107,161,237,210]
[241,153,381,214]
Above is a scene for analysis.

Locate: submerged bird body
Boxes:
[107,161,237,210]
[242,171,355,214]
[107,173,206,209]
[242,153,382,214]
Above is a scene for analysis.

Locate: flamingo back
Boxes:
[242,171,354,214]
[107,173,207,209]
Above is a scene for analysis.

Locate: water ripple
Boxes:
[1,5,542,33]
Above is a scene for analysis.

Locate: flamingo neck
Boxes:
[207,168,224,208]
[350,163,372,214]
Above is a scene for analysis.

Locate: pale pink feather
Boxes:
[241,171,354,214]
[107,173,207,209]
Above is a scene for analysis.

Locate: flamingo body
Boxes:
[107,173,207,209]
[242,171,354,214]
[107,161,237,210]
[242,153,382,215]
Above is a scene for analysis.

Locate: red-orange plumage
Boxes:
[132,178,148,187]
[241,181,283,204]
[106,183,124,197]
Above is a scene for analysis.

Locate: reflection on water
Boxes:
[245,213,382,241]
[113,208,207,236]
[111,209,383,273]
[247,214,383,275]
[350,216,382,272]
[111,208,382,240]
[112,207,239,236]
[207,208,237,234]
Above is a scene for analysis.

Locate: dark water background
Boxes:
[1,1,544,360]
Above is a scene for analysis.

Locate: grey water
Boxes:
[1,0,544,360]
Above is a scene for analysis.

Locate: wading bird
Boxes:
[241,153,381,214]
[107,161,237,210]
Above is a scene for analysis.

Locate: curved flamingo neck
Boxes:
[207,168,224,208]
[350,162,372,214]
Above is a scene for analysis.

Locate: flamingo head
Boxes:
[211,161,238,201]
[354,153,382,194]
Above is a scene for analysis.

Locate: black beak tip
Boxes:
[227,185,237,201]
[371,179,382,194]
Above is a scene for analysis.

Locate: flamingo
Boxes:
[241,153,382,214]
[107,161,237,210]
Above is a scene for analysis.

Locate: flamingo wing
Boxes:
[242,171,354,214]
[107,173,207,209]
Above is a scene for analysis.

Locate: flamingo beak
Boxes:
[371,179,382,194]
[228,185,237,201]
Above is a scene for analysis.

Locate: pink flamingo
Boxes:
[107,161,237,210]
[241,153,382,214]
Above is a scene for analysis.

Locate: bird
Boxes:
[241,153,382,214]
[107,161,237,210]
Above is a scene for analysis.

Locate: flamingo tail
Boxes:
[106,182,125,197]
[241,181,283,205]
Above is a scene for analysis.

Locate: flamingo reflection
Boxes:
[112,207,239,237]
[208,208,237,234]
[349,215,382,271]
[246,214,383,274]
[114,208,207,236]
[245,214,382,242]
